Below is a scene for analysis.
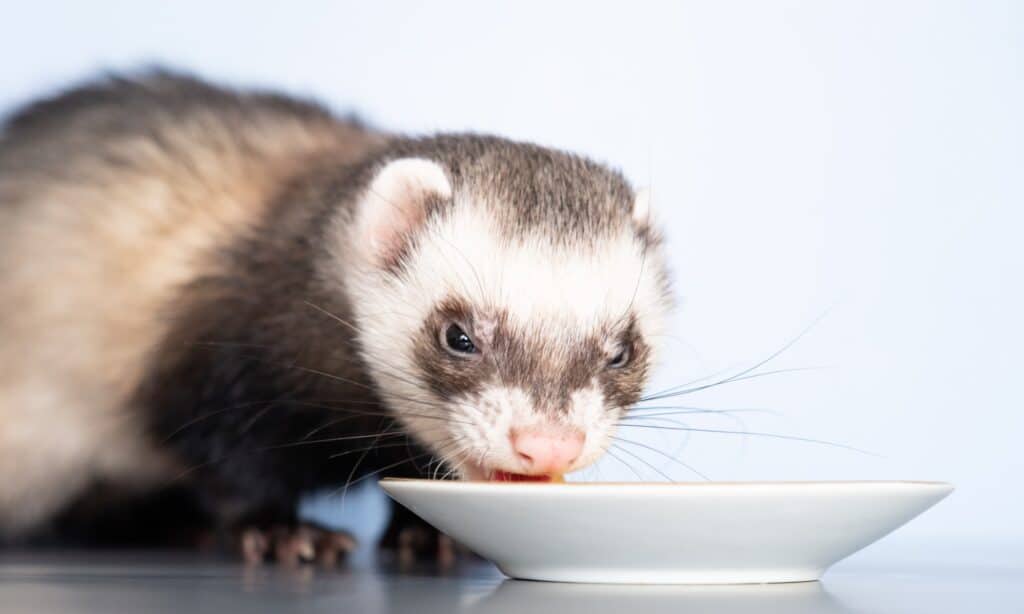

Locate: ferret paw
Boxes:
[381,500,475,568]
[238,523,357,566]
[381,518,469,568]
[395,526,459,568]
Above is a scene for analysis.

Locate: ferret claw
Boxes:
[239,523,357,566]
[390,526,465,569]
[382,502,469,567]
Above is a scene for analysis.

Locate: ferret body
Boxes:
[0,72,672,557]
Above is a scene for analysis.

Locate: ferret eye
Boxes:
[443,323,477,355]
[607,345,631,369]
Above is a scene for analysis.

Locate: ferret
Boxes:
[0,71,673,562]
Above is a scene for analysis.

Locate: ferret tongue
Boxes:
[491,470,552,483]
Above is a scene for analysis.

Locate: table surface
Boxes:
[1,542,1021,614]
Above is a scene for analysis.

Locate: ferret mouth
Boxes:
[459,464,558,482]
[488,470,554,483]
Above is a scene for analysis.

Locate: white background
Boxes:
[2,1,1021,546]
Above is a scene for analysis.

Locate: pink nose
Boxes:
[510,428,585,473]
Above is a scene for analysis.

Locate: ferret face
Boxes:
[333,146,672,480]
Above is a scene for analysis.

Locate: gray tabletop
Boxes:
[1,542,1021,613]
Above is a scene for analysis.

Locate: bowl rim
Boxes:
[379,477,954,493]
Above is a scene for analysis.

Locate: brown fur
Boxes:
[0,72,384,536]
[374,135,643,246]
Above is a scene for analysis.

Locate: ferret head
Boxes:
[328,136,673,480]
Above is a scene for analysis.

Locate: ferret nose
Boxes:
[510,428,585,473]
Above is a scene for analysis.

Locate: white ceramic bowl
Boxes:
[380,479,953,585]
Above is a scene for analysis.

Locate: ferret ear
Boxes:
[631,188,651,228]
[354,158,452,267]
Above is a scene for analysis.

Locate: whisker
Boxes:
[191,345,455,414]
[406,435,427,475]
[610,435,710,480]
[426,438,467,481]
[164,398,465,443]
[430,233,489,302]
[239,403,277,434]
[623,407,779,418]
[615,244,647,328]
[609,443,676,483]
[340,426,392,505]
[302,300,441,392]
[323,440,419,461]
[614,424,878,456]
[640,366,830,402]
[619,415,693,429]
[331,452,435,497]
[601,446,644,481]
[641,310,832,400]
[284,362,441,409]
[622,404,753,435]
[261,430,407,452]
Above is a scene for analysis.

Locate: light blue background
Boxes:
[3,1,1020,548]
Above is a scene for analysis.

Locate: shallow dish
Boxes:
[380,479,953,584]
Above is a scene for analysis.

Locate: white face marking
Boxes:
[331,185,671,478]
[566,383,618,469]
[445,382,615,478]
[353,200,668,338]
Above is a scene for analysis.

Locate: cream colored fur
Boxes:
[0,108,374,536]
